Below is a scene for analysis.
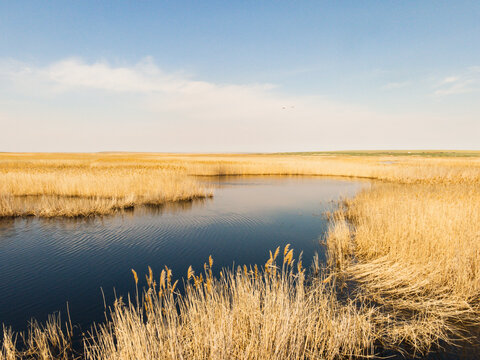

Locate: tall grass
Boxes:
[1,152,479,359]
[0,166,210,217]
[83,248,461,359]
[2,152,480,217]
[1,249,458,359]
[326,182,480,348]
[85,252,381,360]
[1,315,72,360]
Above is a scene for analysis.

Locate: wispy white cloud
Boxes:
[3,57,275,94]
[0,57,376,125]
[0,58,479,151]
[433,67,480,96]
[441,76,460,84]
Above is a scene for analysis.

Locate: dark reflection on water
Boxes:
[0,176,366,332]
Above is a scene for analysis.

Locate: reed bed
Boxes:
[326,182,480,348]
[1,152,480,217]
[84,253,382,360]
[0,162,210,217]
[1,314,72,360]
[181,155,480,184]
[1,152,480,359]
[0,249,460,359]
[2,249,447,359]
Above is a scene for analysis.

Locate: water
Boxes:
[0,176,366,332]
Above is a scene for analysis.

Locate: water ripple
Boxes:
[0,177,367,331]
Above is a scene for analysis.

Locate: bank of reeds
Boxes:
[2,152,480,217]
[84,253,383,360]
[326,182,480,349]
[1,248,460,359]
[0,167,210,217]
[1,152,480,359]
[1,314,72,360]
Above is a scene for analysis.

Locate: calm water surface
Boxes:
[0,176,367,332]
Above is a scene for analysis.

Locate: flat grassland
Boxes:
[1,151,480,359]
[1,151,479,217]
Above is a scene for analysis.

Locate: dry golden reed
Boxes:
[1,314,71,360]
[2,152,480,217]
[1,151,480,359]
[326,182,480,348]
[83,252,381,360]
[0,154,212,217]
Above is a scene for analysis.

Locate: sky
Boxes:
[0,1,479,152]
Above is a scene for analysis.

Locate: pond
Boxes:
[0,176,367,332]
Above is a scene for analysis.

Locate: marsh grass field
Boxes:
[1,151,479,217]
[1,151,480,359]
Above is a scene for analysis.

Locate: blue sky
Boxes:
[1,1,479,151]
